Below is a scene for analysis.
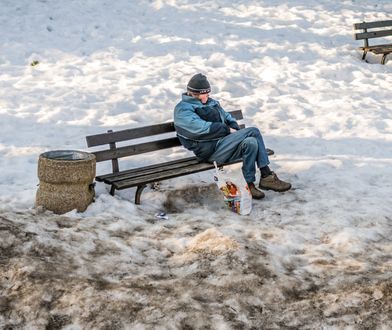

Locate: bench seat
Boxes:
[96,156,244,203]
[361,45,392,55]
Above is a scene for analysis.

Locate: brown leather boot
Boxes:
[259,172,291,192]
[248,182,265,199]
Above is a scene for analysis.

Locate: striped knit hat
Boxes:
[187,73,211,94]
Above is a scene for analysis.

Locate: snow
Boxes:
[1,0,392,328]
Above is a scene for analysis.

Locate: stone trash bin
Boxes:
[36,150,96,214]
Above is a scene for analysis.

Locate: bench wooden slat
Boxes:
[93,137,181,162]
[369,47,392,54]
[106,159,203,184]
[113,159,242,190]
[354,20,392,30]
[229,109,243,120]
[354,29,392,40]
[113,163,214,189]
[93,124,245,163]
[96,157,198,182]
[360,43,392,51]
[86,122,175,147]
[86,109,244,147]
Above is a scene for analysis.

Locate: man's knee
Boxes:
[242,126,262,137]
[249,126,262,136]
[242,137,258,151]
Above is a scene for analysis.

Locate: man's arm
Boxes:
[220,104,241,131]
[174,104,229,140]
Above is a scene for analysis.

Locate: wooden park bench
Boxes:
[85,110,274,204]
[353,20,392,64]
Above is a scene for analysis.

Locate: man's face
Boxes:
[197,93,209,104]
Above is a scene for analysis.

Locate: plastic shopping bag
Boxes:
[213,162,252,215]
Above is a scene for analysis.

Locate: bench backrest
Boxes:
[86,110,244,172]
[354,20,392,47]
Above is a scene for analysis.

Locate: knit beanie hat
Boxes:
[187,73,211,94]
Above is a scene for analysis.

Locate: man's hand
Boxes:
[229,128,237,133]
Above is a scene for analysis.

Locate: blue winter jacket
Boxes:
[174,93,240,161]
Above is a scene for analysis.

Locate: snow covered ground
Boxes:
[1,0,392,328]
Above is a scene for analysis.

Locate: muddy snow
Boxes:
[1,201,391,328]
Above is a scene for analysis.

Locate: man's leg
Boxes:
[208,127,266,183]
[207,128,266,199]
[208,127,291,193]
[245,127,270,169]
[234,128,291,192]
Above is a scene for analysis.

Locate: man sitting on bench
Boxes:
[173,73,291,200]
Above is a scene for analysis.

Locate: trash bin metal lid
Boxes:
[40,150,93,161]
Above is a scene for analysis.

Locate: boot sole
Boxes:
[259,185,291,192]
[252,195,265,200]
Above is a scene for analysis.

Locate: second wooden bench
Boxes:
[354,19,392,64]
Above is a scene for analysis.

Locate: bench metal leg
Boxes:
[381,54,388,65]
[110,185,116,196]
[135,184,147,205]
[362,50,367,61]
